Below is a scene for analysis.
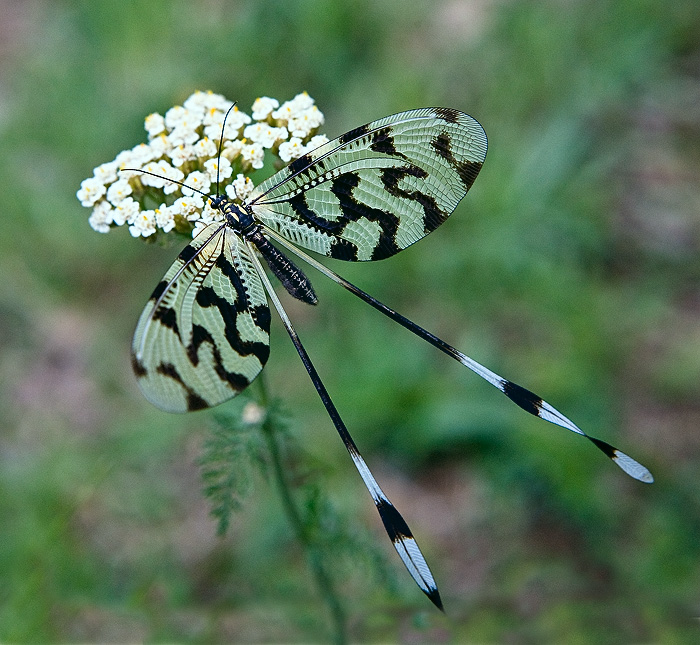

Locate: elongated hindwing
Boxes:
[132,223,270,413]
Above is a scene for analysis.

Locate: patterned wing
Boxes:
[131,223,271,413]
[248,108,487,261]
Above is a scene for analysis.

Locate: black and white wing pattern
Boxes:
[132,107,486,414]
[249,108,487,261]
[132,223,270,413]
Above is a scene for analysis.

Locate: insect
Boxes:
[129,106,653,610]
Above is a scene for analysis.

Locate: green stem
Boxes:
[256,378,348,645]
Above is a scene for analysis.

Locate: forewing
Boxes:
[248,108,487,261]
[131,223,271,413]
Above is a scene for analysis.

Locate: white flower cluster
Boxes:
[78,91,328,239]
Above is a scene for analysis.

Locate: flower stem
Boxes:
[256,377,348,645]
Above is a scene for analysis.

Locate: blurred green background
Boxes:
[1,0,699,642]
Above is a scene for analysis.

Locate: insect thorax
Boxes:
[209,194,318,305]
[214,197,256,234]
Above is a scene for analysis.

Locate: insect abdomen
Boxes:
[251,232,318,305]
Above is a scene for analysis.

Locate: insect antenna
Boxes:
[120,168,214,202]
[215,101,239,196]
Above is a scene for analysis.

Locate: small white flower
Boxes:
[202,201,223,220]
[182,170,211,196]
[168,125,200,147]
[162,168,185,195]
[273,126,290,146]
[183,91,211,110]
[164,104,204,131]
[192,136,218,159]
[164,105,187,129]
[288,106,325,138]
[227,107,252,131]
[112,196,140,226]
[170,143,196,167]
[116,167,141,181]
[129,210,157,237]
[272,104,293,123]
[203,157,232,182]
[93,161,118,184]
[139,163,164,187]
[251,96,279,120]
[244,123,288,148]
[222,139,244,161]
[273,92,317,123]
[184,90,231,112]
[106,178,133,205]
[278,137,305,162]
[241,142,265,169]
[114,150,141,175]
[288,118,310,138]
[192,202,225,237]
[155,204,176,233]
[203,123,223,141]
[88,200,114,233]
[225,174,254,201]
[203,107,225,128]
[288,91,315,112]
[305,134,329,151]
[242,401,265,424]
[204,107,252,140]
[77,177,107,207]
[243,122,265,142]
[144,112,166,138]
[129,142,157,166]
[139,160,184,193]
[172,195,205,220]
[149,133,172,158]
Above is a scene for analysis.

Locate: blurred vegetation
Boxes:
[1,0,699,641]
